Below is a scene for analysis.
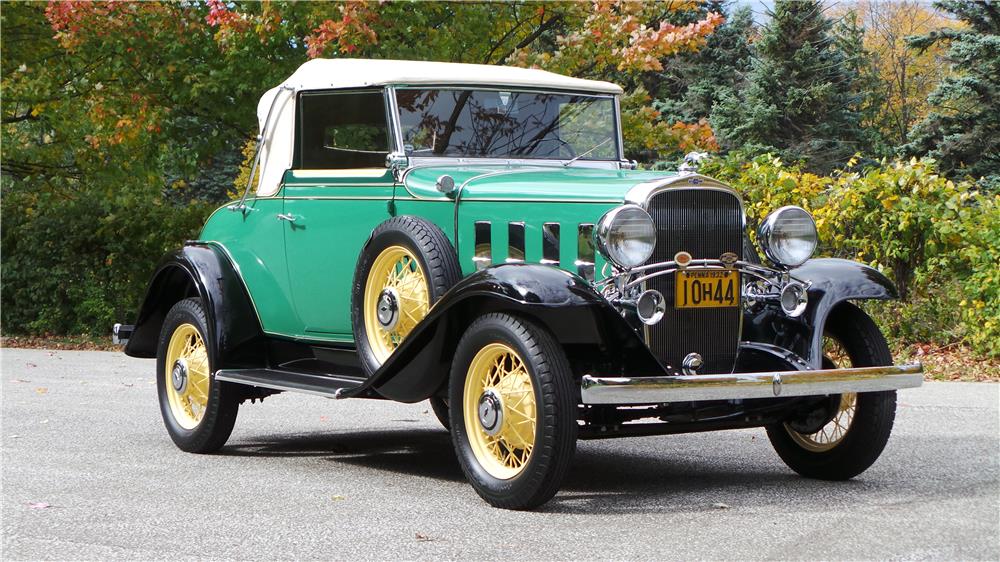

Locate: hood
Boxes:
[401,165,679,203]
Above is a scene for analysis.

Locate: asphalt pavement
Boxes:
[2,348,998,561]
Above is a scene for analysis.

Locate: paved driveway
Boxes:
[2,348,998,560]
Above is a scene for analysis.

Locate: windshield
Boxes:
[395,88,619,161]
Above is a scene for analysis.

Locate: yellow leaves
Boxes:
[881,194,900,210]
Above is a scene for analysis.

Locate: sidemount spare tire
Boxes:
[352,216,461,376]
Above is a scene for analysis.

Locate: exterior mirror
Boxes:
[385,151,409,180]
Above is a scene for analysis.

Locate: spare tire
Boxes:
[351,216,461,376]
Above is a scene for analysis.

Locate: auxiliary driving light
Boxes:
[780,281,809,317]
[636,289,666,325]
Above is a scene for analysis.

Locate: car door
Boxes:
[282,89,395,340]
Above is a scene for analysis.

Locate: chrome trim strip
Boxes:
[386,86,405,154]
[580,363,923,405]
[614,95,625,161]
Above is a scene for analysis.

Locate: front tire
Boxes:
[156,298,239,453]
[766,303,897,480]
[449,313,577,510]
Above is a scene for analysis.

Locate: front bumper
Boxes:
[580,363,923,405]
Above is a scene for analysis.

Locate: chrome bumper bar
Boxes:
[580,363,923,405]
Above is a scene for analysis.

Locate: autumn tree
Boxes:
[837,0,960,153]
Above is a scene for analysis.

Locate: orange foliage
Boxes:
[305,1,380,58]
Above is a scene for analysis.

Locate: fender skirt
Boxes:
[124,243,266,369]
[791,258,897,369]
[349,264,664,403]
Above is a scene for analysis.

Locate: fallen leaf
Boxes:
[35,387,48,395]
[11,379,30,383]
[331,495,346,502]
[26,502,51,509]
[712,502,730,510]
[122,382,133,388]
[415,532,434,542]
[26,362,37,368]
[319,416,329,422]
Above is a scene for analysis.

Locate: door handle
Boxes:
[276,213,297,223]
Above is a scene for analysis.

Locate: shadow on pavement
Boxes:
[221,427,904,513]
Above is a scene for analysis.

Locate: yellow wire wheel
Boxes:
[784,334,857,452]
[463,342,538,480]
[785,392,857,452]
[163,322,211,430]
[363,245,430,364]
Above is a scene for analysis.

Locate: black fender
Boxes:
[792,258,897,368]
[350,263,665,403]
[124,242,266,369]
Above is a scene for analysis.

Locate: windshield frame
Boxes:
[388,85,625,165]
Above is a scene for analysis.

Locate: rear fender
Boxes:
[354,264,664,403]
[124,243,265,369]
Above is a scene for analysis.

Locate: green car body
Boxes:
[118,59,922,510]
[199,165,675,343]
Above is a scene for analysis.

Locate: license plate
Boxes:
[675,270,739,308]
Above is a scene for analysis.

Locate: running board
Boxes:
[215,368,364,399]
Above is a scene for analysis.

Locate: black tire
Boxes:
[766,303,897,480]
[449,313,577,510]
[156,298,239,453]
[352,216,461,376]
[429,396,450,430]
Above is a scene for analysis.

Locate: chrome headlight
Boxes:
[595,205,656,269]
[758,206,818,268]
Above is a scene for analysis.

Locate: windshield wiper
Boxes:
[563,137,613,167]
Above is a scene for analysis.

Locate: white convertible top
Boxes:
[252,59,623,196]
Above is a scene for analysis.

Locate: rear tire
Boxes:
[766,303,897,480]
[429,396,450,430]
[156,298,239,453]
[449,313,577,510]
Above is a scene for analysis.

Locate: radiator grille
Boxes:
[645,188,743,374]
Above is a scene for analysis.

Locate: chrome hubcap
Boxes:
[477,389,504,436]
[171,358,188,393]
[376,288,400,330]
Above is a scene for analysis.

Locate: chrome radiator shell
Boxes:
[640,184,744,374]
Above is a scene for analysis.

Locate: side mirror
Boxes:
[385,151,409,181]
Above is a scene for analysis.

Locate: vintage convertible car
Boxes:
[115,59,922,510]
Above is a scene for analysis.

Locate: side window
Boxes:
[297,91,390,169]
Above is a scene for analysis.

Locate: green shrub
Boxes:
[1,182,212,336]
[701,153,999,358]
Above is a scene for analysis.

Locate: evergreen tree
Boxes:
[710,0,864,173]
[651,1,755,123]
[903,0,1000,190]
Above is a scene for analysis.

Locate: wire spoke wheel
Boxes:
[786,335,857,452]
[363,245,430,363]
[767,303,898,481]
[463,343,537,480]
[164,323,211,430]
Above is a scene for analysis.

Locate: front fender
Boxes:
[124,243,265,369]
[792,258,897,368]
[351,264,664,402]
